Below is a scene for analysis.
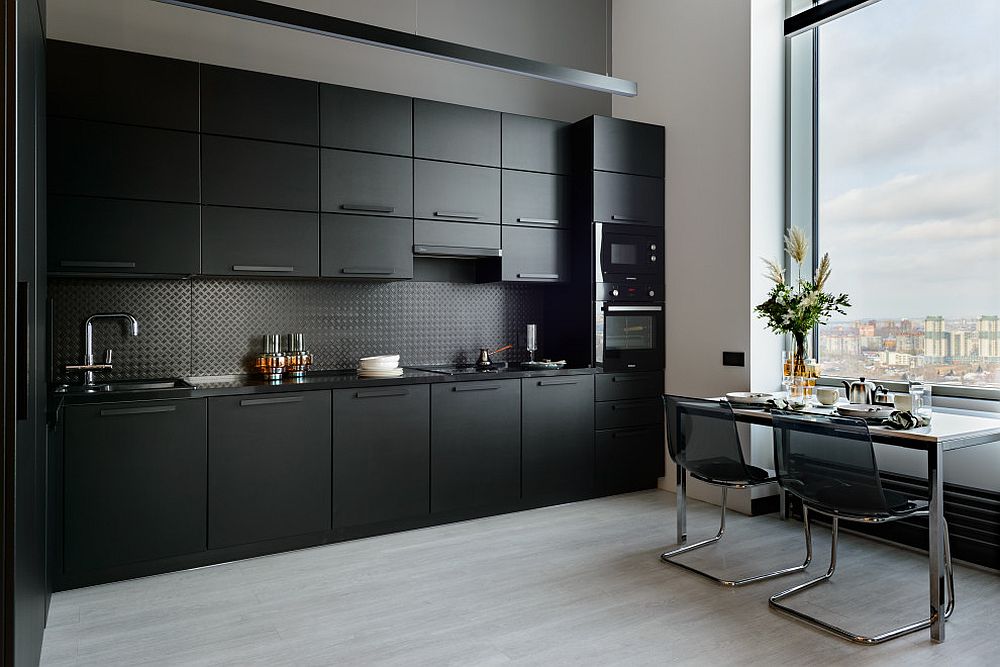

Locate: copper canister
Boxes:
[283,333,312,378]
[254,334,286,381]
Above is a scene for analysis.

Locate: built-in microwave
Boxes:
[595,302,664,372]
[594,223,664,302]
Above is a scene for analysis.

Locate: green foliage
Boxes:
[754,279,851,338]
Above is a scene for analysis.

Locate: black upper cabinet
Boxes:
[320,84,412,156]
[413,160,500,224]
[49,196,200,275]
[202,206,320,277]
[48,117,199,203]
[501,114,570,174]
[321,214,413,280]
[500,226,569,283]
[590,115,665,178]
[501,171,569,228]
[202,135,318,211]
[413,99,500,167]
[413,220,500,255]
[201,65,318,145]
[320,149,413,218]
[47,40,198,131]
[592,171,664,226]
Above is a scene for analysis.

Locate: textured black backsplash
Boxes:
[50,277,545,383]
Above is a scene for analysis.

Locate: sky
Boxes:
[815,0,1000,320]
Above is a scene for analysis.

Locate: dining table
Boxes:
[674,399,1000,643]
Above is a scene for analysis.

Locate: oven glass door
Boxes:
[596,304,664,371]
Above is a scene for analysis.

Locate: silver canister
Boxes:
[283,333,312,378]
[255,334,286,381]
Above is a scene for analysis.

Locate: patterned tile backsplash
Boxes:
[50,277,544,383]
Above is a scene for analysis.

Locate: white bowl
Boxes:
[359,359,399,371]
[360,354,400,363]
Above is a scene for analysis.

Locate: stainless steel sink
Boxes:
[54,378,195,394]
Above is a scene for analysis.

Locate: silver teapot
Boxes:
[842,377,886,405]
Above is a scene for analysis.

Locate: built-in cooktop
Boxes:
[405,364,510,376]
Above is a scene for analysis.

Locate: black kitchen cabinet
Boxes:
[208,392,332,549]
[202,206,320,277]
[590,115,665,178]
[595,425,663,496]
[413,159,500,224]
[500,226,569,283]
[201,65,318,145]
[521,376,595,504]
[413,220,500,256]
[501,113,570,175]
[202,135,318,211]
[63,400,207,573]
[595,397,663,431]
[48,117,200,203]
[320,84,412,156]
[501,171,569,228]
[430,380,521,514]
[48,196,200,275]
[592,171,664,227]
[413,99,500,167]
[320,149,413,218]
[47,40,198,131]
[332,385,430,528]
[321,214,413,279]
[595,371,664,402]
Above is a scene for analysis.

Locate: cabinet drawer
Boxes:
[500,226,568,283]
[595,424,664,496]
[595,397,663,430]
[320,149,413,218]
[202,206,319,277]
[501,171,569,228]
[414,99,500,166]
[501,113,570,174]
[593,171,664,226]
[413,220,500,256]
[202,135,318,211]
[595,371,663,402]
[321,214,413,279]
[414,160,500,224]
[320,84,412,156]
[592,116,665,178]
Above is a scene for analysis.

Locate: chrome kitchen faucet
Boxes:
[65,313,139,386]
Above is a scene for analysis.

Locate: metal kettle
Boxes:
[842,377,885,404]
[475,348,493,370]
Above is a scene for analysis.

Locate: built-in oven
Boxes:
[595,303,664,372]
[594,223,664,302]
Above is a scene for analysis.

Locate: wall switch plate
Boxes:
[722,351,745,367]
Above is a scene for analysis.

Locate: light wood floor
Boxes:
[40,490,1000,666]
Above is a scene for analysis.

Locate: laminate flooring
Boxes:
[40,490,1000,666]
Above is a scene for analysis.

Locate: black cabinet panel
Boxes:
[596,425,664,496]
[413,99,500,167]
[595,371,664,402]
[321,214,413,279]
[320,84,412,156]
[48,117,199,203]
[414,160,500,224]
[595,397,663,430]
[202,135,318,211]
[332,385,430,528]
[522,376,595,504]
[592,116,665,178]
[320,149,413,218]
[413,220,500,255]
[501,226,569,283]
[431,380,520,514]
[592,171,664,226]
[201,64,318,145]
[47,40,198,130]
[501,114,569,174]
[208,392,332,549]
[501,171,568,228]
[202,206,319,277]
[49,196,200,275]
[64,400,207,573]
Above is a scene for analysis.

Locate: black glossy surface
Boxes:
[595,425,663,495]
[320,84,412,156]
[413,99,500,167]
[595,371,663,402]
[592,171,664,227]
[501,113,570,175]
[501,171,569,228]
[412,219,501,254]
[499,226,569,283]
[201,206,320,277]
[413,159,500,224]
[594,397,663,430]
[591,115,665,178]
[201,135,318,211]
[320,214,413,280]
[320,149,413,218]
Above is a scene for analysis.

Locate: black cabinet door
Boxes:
[202,206,320,277]
[208,392,332,549]
[320,84,412,156]
[501,114,570,174]
[595,425,664,496]
[521,376,595,504]
[430,380,520,514]
[63,400,207,573]
[201,64,319,145]
[202,135,318,211]
[47,40,199,131]
[413,160,500,224]
[595,371,663,402]
[501,171,569,228]
[413,220,500,255]
[332,385,430,528]
[320,149,413,218]
[48,117,200,203]
[413,99,500,167]
[592,116,665,178]
[594,398,663,430]
[49,196,200,275]
[501,226,569,283]
[592,171,664,227]
[320,214,413,280]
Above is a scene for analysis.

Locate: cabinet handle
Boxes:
[612,428,654,440]
[232,265,295,273]
[434,211,481,220]
[99,405,177,417]
[240,396,303,407]
[516,217,559,225]
[611,403,647,411]
[340,203,395,213]
[452,384,501,392]
[611,375,648,382]
[61,260,136,269]
[537,379,579,387]
[517,273,559,280]
[355,388,409,398]
[610,214,646,223]
[341,267,395,275]
[606,305,663,312]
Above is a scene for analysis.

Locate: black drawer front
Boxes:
[48,118,200,203]
[593,171,664,227]
[501,114,570,174]
[413,220,500,254]
[592,116,665,178]
[500,226,568,283]
[202,135,318,211]
[596,425,664,496]
[49,196,200,275]
[414,99,500,166]
[413,160,500,224]
[595,371,664,402]
[501,171,569,228]
[320,149,413,218]
[595,397,663,430]
[320,84,412,156]
[321,214,413,279]
[202,206,319,277]
[201,64,318,145]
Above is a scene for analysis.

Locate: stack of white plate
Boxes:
[357,354,403,378]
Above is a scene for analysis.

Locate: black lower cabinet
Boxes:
[63,400,208,574]
[595,425,663,496]
[332,385,430,528]
[208,392,332,549]
[521,376,595,504]
[430,380,520,514]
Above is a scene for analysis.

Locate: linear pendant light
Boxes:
[152,0,638,96]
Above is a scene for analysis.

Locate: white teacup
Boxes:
[815,387,839,406]
[893,393,913,412]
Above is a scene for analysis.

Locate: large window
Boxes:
[790,0,1000,390]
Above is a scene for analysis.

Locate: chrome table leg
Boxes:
[676,464,687,544]
[928,445,946,642]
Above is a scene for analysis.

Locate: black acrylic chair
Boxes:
[661,395,812,586]
[769,410,956,644]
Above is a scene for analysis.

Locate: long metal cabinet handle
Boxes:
[516,217,559,225]
[611,375,648,382]
[452,384,501,392]
[612,428,653,439]
[61,260,137,269]
[433,211,481,220]
[341,267,395,275]
[100,405,177,417]
[240,396,304,407]
[355,388,409,398]
[413,245,502,257]
[611,403,647,410]
[232,265,295,272]
[537,379,579,386]
[605,305,663,312]
[610,214,646,223]
[340,203,395,213]
[517,273,559,280]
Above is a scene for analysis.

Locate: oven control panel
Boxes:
[597,282,661,302]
